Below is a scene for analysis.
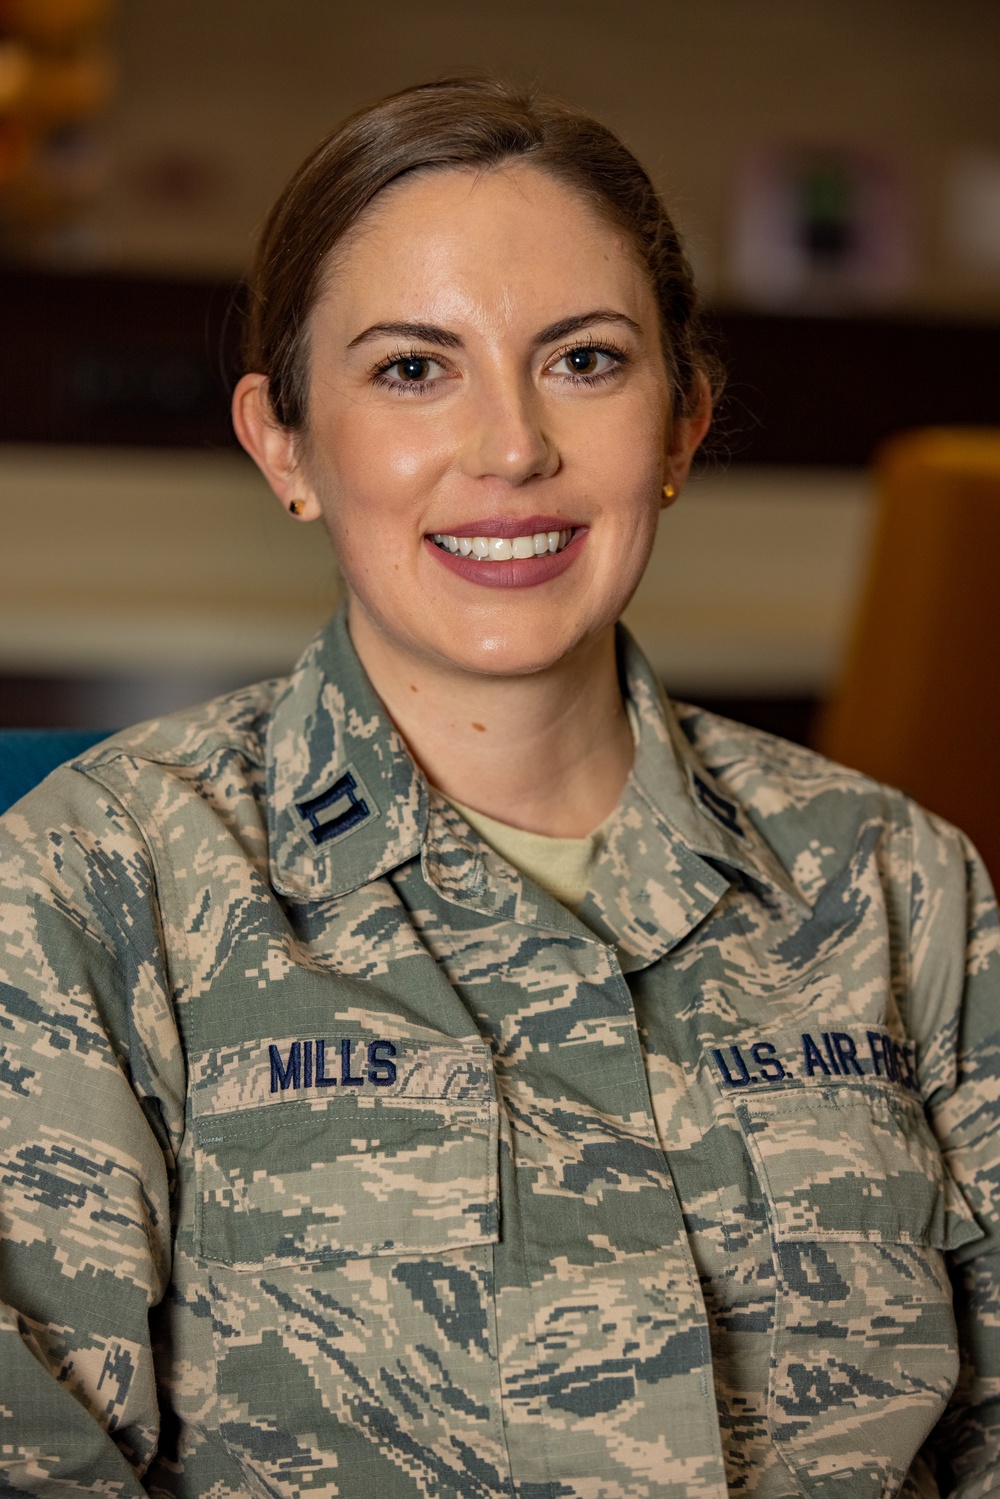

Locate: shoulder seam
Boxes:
[56,765,176,986]
[80,736,266,775]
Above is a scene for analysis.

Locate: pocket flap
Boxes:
[194,1093,498,1267]
[736,1090,983,1249]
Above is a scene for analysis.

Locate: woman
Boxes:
[1,78,997,1499]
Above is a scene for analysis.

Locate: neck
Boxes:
[347,605,634,839]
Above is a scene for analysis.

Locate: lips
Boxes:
[425,524,587,588]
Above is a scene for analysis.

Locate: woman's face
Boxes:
[278,165,703,679]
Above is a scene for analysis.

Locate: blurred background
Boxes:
[1,0,999,867]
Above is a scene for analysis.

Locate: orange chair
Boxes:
[816,428,1000,889]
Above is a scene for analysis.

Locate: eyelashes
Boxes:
[368,340,630,395]
[370,349,445,395]
[549,340,628,385]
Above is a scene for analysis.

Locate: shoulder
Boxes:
[78,675,282,779]
[673,700,927,900]
[674,698,910,820]
[674,705,1000,1054]
[0,675,286,900]
[676,697,997,959]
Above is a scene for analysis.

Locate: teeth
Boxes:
[432,528,575,561]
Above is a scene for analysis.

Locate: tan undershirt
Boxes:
[447,798,607,913]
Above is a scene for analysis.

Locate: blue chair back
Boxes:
[0,730,111,817]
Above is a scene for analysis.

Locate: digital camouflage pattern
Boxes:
[1,610,999,1499]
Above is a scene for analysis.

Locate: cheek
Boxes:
[572,375,668,473]
[310,436,455,614]
[578,415,666,534]
[314,405,454,526]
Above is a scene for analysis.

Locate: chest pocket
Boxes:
[732,1084,982,1499]
[183,1031,509,1493]
[190,1034,499,1269]
[736,1086,980,1249]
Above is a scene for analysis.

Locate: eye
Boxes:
[395,356,435,382]
[373,352,448,391]
[549,345,623,380]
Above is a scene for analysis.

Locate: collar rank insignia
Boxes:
[694,773,746,840]
[297,767,372,846]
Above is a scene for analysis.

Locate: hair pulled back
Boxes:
[244,77,718,430]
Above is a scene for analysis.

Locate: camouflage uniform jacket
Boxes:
[2,611,999,1499]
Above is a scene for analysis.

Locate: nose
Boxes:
[460,371,558,486]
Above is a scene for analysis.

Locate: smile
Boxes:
[430,529,575,561]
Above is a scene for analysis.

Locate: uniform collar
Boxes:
[579,628,812,969]
[267,612,810,944]
[618,627,809,909]
[266,610,426,900]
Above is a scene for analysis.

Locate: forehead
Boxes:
[317,163,654,334]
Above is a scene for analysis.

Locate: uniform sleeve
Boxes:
[0,767,184,1495]
[903,802,1000,1499]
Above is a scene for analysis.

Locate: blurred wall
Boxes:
[79,0,1000,315]
[1,0,997,742]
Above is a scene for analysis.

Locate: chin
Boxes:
[431,622,598,679]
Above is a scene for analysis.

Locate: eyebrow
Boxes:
[347,309,642,351]
[348,320,464,350]
[534,310,642,345]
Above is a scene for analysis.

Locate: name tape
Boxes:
[268,1038,397,1094]
[709,1028,918,1093]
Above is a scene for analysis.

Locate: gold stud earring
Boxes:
[662,483,677,502]
[289,499,304,517]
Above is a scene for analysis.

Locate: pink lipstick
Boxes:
[425,522,587,588]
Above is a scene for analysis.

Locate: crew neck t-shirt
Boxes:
[445,797,609,913]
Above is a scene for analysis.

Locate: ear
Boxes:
[662,372,713,506]
[231,373,322,521]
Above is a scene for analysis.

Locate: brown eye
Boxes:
[396,357,431,381]
[567,348,600,374]
[375,354,448,390]
[550,345,621,380]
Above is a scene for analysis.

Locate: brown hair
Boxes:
[243,76,719,430]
